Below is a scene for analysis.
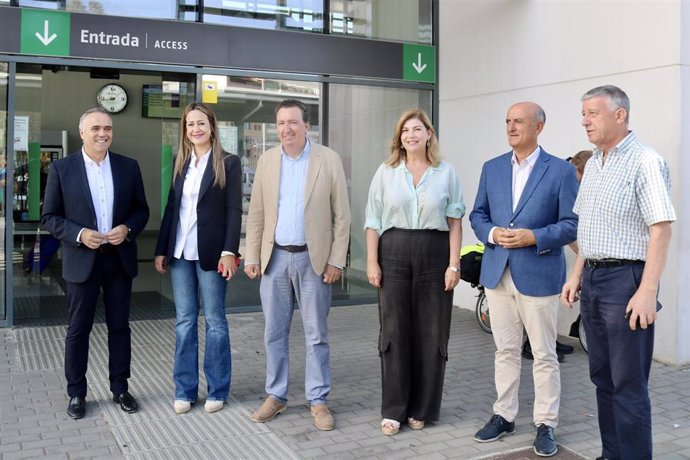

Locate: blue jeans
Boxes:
[581,262,654,460]
[170,258,231,402]
[260,249,331,404]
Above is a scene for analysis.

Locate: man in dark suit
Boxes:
[41,107,149,419]
[469,102,578,457]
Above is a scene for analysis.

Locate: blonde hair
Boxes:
[386,109,440,168]
[174,102,226,188]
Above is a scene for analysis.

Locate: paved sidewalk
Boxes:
[2,305,690,459]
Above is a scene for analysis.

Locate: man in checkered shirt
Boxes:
[561,85,676,460]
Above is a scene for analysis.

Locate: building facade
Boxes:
[0,0,437,327]
[439,0,690,366]
[4,0,688,367]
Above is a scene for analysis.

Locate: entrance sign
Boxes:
[402,44,435,83]
[1,6,436,83]
[20,9,70,56]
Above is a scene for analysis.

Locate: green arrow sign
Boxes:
[20,9,70,56]
[403,44,435,83]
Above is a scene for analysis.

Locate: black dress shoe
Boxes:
[113,392,139,413]
[522,339,534,359]
[522,340,564,362]
[67,396,85,419]
[556,340,574,354]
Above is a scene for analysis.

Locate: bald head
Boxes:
[509,102,546,124]
[505,102,545,159]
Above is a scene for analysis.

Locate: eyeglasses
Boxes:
[565,156,573,163]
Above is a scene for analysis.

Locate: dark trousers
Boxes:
[378,229,453,423]
[64,250,133,397]
[581,263,654,460]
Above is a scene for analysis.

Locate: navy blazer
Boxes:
[469,148,578,296]
[40,151,150,283]
[155,153,242,272]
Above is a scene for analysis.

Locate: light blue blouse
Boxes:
[365,160,465,235]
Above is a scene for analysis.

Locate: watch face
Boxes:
[97,84,128,113]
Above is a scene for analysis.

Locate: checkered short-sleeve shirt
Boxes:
[574,131,676,261]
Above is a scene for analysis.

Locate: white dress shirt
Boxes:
[78,149,114,242]
[174,149,211,260]
[488,146,540,244]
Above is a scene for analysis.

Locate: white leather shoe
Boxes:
[173,400,191,414]
[204,400,224,413]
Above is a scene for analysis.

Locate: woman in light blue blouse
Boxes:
[365,109,465,436]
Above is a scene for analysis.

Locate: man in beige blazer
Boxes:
[244,99,351,431]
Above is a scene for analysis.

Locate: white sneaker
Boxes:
[173,400,191,414]
[204,400,224,413]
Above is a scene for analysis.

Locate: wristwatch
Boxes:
[448,266,460,273]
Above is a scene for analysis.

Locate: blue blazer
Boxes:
[155,153,243,272]
[469,148,578,296]
[40,151,150,283]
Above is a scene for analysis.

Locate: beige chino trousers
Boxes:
[484,268,560,427]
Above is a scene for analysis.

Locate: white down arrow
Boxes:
[412,52,427,74]
[35,20,58,46]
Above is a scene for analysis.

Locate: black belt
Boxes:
[585,258,644,269]
[95,244,117,254]
[274,244,308,253]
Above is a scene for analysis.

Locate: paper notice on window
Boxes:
[202,80,218,104]
[14,115,29,152]
[218,123,238,155]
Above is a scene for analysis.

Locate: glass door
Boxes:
[9,64,198,326]
[11,64,66,325]
[0,62,7,324]
[195,75,321,311]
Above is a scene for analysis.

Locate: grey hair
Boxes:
[581,85,630,123]
[534,104,546,124]
[78,107,111,130]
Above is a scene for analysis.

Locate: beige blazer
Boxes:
[245,142,351,275]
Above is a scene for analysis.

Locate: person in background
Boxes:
[562,85,675,460]
[365,108,465,436]
[41,107,149,419]
[244,99,351,431]
[567,150,593,183]
[470,102,578,457]
[521,149,593,360]
[155,102,242,415]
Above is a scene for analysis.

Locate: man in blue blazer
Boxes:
[41,107,149,420]
[469,102,578,457]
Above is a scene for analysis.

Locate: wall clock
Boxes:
[97,84,128,113]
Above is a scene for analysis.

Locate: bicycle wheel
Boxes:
[475,290,492,334]
[579,317,588,353]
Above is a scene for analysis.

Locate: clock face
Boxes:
[97,84,127,113]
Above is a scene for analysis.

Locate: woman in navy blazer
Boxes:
[154,102,242,414]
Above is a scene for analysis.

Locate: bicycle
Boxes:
[472,283,491,334]
[570,314,588,353]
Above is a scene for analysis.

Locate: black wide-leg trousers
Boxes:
[378,228,453,423]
